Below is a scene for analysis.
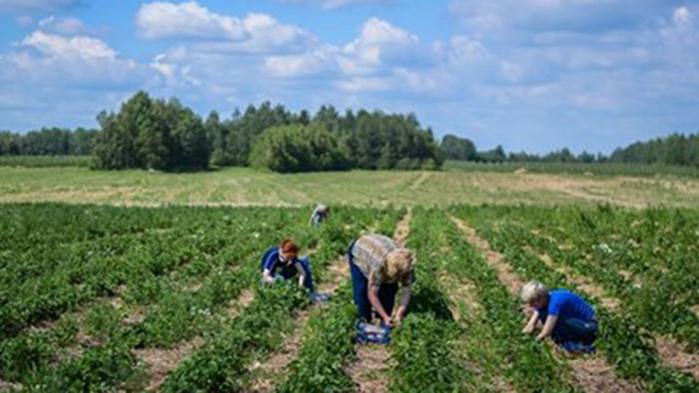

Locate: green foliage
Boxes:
[0,155,92,167]
[391,314,464,393]
[30,343,146,392]
[275,286,357,393]
[0,128,97,156]
[93,91,210,171]
[611,132,699,167]
[161,284,309,393]
[450,204,699,392]
[250,123,352,173]
[441,134,476,161]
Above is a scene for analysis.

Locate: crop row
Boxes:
[159,206,403,392]
[0,204,403,391]
[471,204,699,351]
[1,206,310,388]
[451,205,699,392]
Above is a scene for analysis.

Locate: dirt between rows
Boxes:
[135,289,254,392]
[449,215,643,393]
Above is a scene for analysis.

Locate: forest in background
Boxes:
[1,91,697,172]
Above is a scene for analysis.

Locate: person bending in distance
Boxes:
[309,204,330,227]
[260,239,314,292]
[521,280,598,353]
[348,233,415,327]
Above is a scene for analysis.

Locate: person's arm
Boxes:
[261,251,277,283]
[367,277,392,326]
[522,311,539,334]
[393,285,411,325]
[294,261,307,288]
[536,314,558,341]
[309,208,319,226]
[262,268,275,283]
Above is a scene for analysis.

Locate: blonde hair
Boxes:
[521,280,548,303]
[386,248,414,281]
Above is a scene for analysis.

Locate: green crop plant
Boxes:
[450,205,699,392]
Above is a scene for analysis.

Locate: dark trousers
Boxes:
[348,242,399,321]
[552,317,598,345]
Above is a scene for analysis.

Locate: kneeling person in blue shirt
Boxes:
[260,239,314,292]
[521,280,598,353]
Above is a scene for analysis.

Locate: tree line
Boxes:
[0,128,97,156]
[441,133,699,168]
[2,91,697,171]
[92,91,442,172]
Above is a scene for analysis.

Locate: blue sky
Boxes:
[0,0,697,154]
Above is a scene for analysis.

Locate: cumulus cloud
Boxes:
[339,18,420,75]
[2,30,147,86]
[136,1,246,40]
[137,2,315,54]
[265,46,337,76]
[38,16,88,35]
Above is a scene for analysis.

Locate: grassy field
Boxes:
[1,165,699,208]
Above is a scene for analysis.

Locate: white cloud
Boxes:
[339,18,419,74]
[445,35,491,67]
[38,16,88,35]
[3,31,147,86]
[673,7,692,27]
[337,76,392,92]
[20,31,116,60]
[137,2,314,53]
[265,46,337,76]
[136,1,246,40]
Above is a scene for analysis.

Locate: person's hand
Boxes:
[263,274,275,284]
[382,316,394,327]
[522,325,534,335]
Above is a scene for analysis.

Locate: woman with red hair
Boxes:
[260,239,314,291]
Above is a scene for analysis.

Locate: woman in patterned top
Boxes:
[348,233,415,327]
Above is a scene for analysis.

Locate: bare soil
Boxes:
[134,337,205,392]
[569,356,642,393]
[392,209,412,245]
[345,345,395,393]
[449,216,524,293]
[655,336,699,380]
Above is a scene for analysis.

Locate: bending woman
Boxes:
[260,239,314,292]
[348,233,415,327]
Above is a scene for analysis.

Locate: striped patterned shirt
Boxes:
[351,234,412,286]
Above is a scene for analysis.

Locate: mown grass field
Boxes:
[1,165,699,207]
[1,163,699,392]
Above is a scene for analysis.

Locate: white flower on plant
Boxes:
[594,243,613,254]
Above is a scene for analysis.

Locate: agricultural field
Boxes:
[1,164,699,207]
[1,201,698,392]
